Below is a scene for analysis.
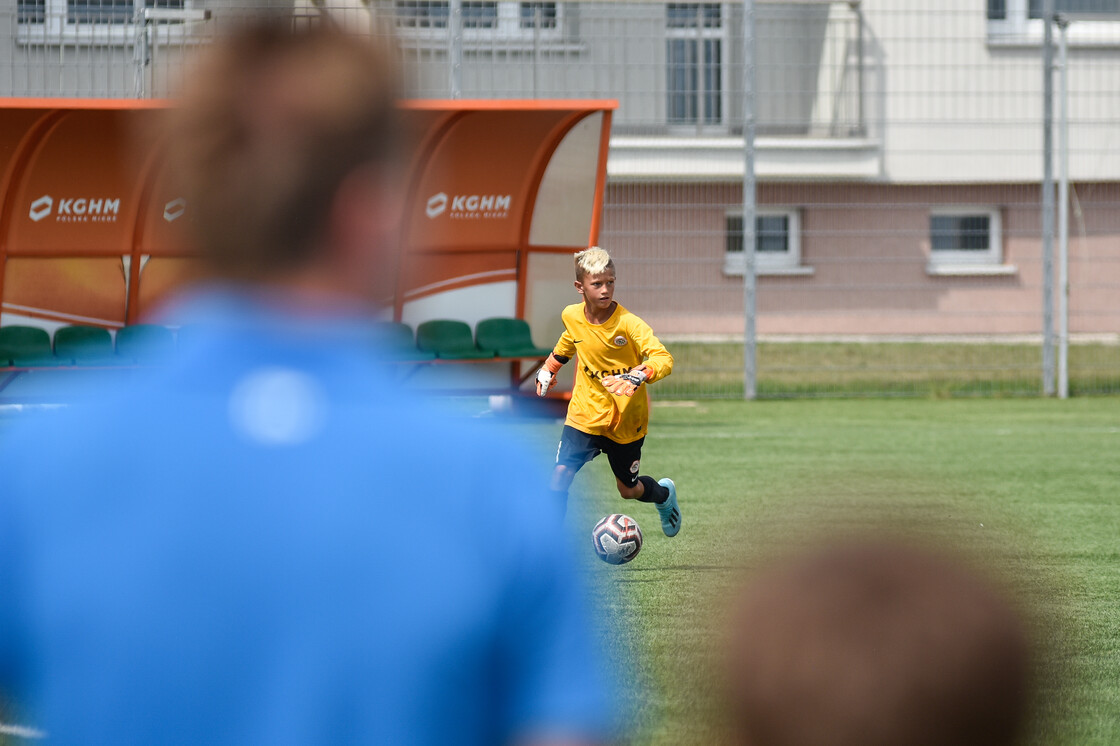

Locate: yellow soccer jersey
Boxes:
[552,302,673,444]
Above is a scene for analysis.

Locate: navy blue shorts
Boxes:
[555,425,645,488]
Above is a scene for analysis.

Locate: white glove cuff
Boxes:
[536,368,555,396]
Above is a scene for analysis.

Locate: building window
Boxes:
[18,0,46,23]
[931,214,992,253]
[520,1,557,28]
[395,0,562,41]
[18,0,191,43]
[463,1,498,29]
[666,3,726,130]
[396,0,450,28]
[987,0,1120,45]
[68,0,173,25]
[724,209,809,276]
[926,207,1014,275]
[1027,0,1120,17]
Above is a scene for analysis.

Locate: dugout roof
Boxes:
[0,98,616,328]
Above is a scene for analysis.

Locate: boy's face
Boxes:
[575,270,615,311]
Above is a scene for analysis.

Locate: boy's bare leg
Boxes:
[615,477,644,500]
[616,477,681,537]
[550,464,578,517]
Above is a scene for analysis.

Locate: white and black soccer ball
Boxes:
[591,514,643,565]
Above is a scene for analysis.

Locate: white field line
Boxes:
[659,333,1120,345]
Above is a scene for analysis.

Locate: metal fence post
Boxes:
[133,8,149,98]
[1057,15,1070,399]
[1041,0,1056,396]
[742,0,757,400]
[449,0,462,99]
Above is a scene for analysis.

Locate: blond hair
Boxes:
[574,246,614,281]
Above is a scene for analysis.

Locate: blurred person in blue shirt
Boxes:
[0,19,617,746]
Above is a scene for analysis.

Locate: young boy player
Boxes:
[536,246,681,536]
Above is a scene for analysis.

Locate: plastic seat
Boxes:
[116,324,176,365]
[371,322,436,361]
[475,317,552,358]
[53,325,116,365]
[415,320,495,360]
[0,326,60,367]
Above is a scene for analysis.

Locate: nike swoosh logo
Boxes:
[573,340,582,344]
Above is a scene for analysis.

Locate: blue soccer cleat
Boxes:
[656,478,681,537]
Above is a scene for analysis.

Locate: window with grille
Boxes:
[396,0,451,28]
[724,210,808,275]
[394,1,562,40]
[926,207,1010,274]
[520,2,557,29]
[463,2,498,29]
[666,3,726,129]
[18,0,191,42]
[987,0,1120,45]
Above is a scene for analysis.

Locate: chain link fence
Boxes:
[2,0,1118,397]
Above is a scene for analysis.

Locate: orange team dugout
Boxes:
[0,98,617,387]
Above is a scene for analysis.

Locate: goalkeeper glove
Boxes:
[602,365,651,397]
[535,354,567,397]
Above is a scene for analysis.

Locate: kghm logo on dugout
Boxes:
[425,191,512,220]
[28,195,121,224]
[28,195,188,224]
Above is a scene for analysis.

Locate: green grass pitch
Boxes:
[0,396,1115,744]
[509,396,1120,746]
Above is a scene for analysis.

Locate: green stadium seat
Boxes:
[116,324,176,365]
[372,321,436,361]
[475,317,552,358]
[416,320,495,360]
[0,325,60,367]
[53,325,116,365]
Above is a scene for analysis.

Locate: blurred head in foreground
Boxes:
[0,17,617,746]
[726,540,1031,746]
[167,16,404,302]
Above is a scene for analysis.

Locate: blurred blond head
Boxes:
[167,17,403,298]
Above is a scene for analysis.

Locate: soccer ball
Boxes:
[591,514,643,565]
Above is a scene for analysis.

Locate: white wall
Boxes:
[869,0,1120,183]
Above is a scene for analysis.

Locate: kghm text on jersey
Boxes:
[585,365,628,381]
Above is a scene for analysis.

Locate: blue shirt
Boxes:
[0,287,616,745]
